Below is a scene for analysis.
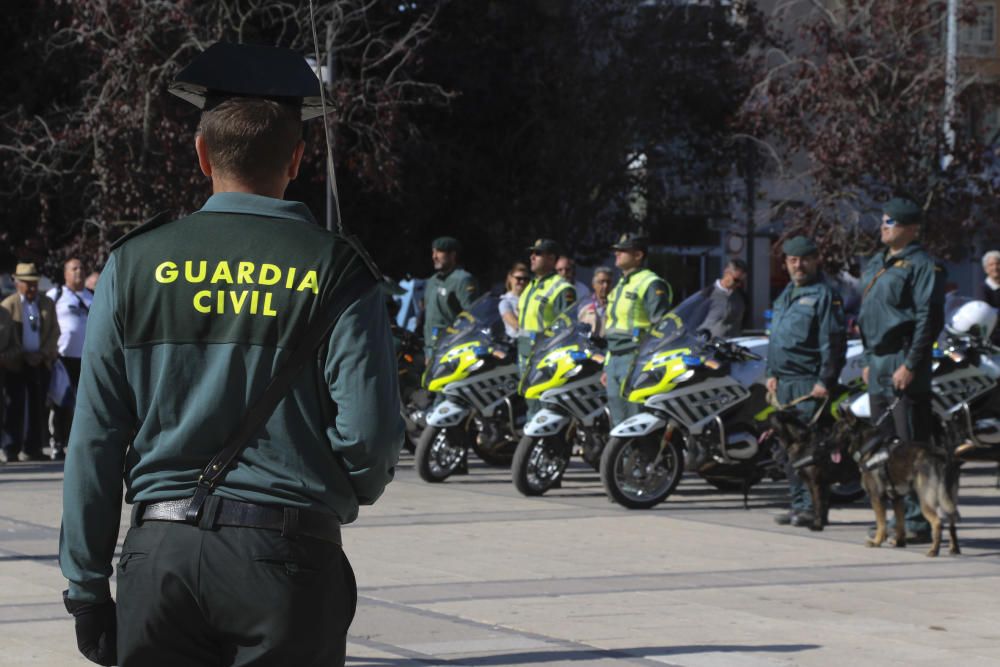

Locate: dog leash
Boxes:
[767,391,829,426]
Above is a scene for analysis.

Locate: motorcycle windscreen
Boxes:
[426,293,505,380]
[522,300,597,389]
[626,291,715,391]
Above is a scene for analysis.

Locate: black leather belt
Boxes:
[139,497,342,545]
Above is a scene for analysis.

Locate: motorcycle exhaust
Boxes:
[973,417,1000,445]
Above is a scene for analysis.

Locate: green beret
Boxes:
[432,236,461,253]
[882,197,922,225]
[526,238,562,256]
[782,235,818,257]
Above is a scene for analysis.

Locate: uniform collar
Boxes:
[883,240,923,263]
[435,267,457,280]
[534,271,557,284]
[200,192,318,225]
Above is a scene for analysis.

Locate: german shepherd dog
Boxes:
[843,413,960,557]
[768,411,861,532]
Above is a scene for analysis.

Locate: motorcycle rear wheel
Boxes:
[511,434,570,496]
[600,433,685,509]
[415,425,468,483]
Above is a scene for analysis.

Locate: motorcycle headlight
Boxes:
[633,366,666,390]
[433,358,459,379]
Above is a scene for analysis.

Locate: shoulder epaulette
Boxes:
[110,211,175,251]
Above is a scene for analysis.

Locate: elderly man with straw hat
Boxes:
[1,262,59,463]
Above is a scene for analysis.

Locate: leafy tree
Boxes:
[738,0,1000,270]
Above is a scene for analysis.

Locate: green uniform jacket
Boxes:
[423,267,477,347]
[858,242,945,396]
[59,193,404,603]
[765,277,846,388]
[605,271,672,355]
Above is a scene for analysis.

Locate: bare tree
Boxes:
[738,0,1000,270]
[0,0,450,274]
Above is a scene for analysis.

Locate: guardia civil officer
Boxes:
[422,236,477,359]
[858,197,945,543]
[518,239,576,395]
[59,43,403,667]
[765,236,846,528]
[602,233,672,426]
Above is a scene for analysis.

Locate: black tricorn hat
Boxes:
[169,42,326,120]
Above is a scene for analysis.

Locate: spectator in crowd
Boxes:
[46,258,93,459]
[699,259,748,339]
[0,306,20,463]
[499,262,530,338]
[983,250,1000,308]
[578,266,613,337]
[0,263,59,463]
[556,255,591,302]
[85,270,101,292]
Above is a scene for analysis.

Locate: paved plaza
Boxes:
[1,453,999,666]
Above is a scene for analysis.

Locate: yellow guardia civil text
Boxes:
[154,260,320,317]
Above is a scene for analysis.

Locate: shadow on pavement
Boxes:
[349,642,821,666]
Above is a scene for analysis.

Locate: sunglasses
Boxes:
[883,217,897,227]
[513,275,530,282]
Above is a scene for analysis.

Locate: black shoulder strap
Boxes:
[185,271,376,523]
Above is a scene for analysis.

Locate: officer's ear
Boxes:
[287,140,306,181]
[195,134,213,178]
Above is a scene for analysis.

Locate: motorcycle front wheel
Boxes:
[511,433,570,496]
[415,425,469,482]
[600,433,685,509]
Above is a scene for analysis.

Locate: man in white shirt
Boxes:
[46,258,93,459]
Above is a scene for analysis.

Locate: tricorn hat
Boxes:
[169,42,326,120]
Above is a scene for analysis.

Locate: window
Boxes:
[960,2,997,57]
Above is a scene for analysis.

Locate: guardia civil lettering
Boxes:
[153,260,320,317]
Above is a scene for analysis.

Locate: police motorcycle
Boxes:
[598,291,867,509]
[846,298,1000,463]
[511,302,609,496]
[415,293,524,482]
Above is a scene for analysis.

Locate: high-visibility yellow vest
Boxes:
[518,273,573,332]
[605,268,665,335]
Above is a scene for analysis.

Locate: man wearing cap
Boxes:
[518,239,577,377]
[603,233,672,426]
[765,237,846,528]
[858,196,945,544]
[1,263,59,463]
[422,236,477,359]
[58,43,403,667]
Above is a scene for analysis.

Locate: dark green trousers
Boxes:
[776,377,822,513]
[116,515,356,667]
[869,391,933,533]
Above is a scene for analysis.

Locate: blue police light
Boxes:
[682,355,702,367]
[932,347,944,359]
[569,350,588,362]
[474,346,490,357]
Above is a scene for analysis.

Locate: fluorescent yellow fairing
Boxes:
[427,342,488,392]
[626,347,695,403]
[524,344,589,399]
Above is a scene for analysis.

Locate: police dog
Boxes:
[836,413,961,557]
[768,411,860,532]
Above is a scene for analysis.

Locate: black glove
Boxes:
[63,591,117,666]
